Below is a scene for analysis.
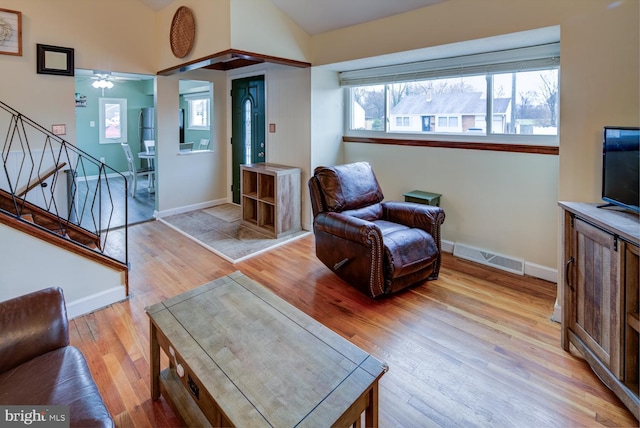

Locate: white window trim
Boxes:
[99,98,127,144]
[185,92,211,131]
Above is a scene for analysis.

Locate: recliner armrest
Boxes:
[0,287,70,373]
[314,212,382,244]
[382,201,445,233]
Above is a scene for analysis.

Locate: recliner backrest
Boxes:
[0,287,69,373]
[312,162,384,214]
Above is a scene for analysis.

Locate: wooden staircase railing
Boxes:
[16,162,67,198]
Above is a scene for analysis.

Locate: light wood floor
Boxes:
[69,220,638,427]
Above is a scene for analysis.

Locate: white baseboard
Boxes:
[524,262,558,283]
[78,172,125,182]
[443,239,557,283]
[442,239,455,253]
[155,198,228,219]
[551,301,562,323]
[65,286,128,320]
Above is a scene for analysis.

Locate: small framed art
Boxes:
[0,8,22,56]
[36,44,75,76]
[51,124,66,136]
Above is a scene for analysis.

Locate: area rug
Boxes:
[159,204,310,263]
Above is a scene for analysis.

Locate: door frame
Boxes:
[227,71,267,204]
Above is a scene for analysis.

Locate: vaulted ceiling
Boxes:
[138,0,446,35]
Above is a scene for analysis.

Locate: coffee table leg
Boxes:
[365,382,379,428]
[150,319,160,400]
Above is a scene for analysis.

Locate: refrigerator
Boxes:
[138,107,155,153]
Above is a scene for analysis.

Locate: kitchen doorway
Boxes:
[74,69,156,228]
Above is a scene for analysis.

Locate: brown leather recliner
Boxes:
[309,162,445,298]
[0,287,114,427]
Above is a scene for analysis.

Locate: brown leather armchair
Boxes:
[0,287,114,427]
[309,162,445,298]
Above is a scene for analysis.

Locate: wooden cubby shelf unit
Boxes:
[240,163,301,239]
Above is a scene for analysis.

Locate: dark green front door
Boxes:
[231,76,265,204]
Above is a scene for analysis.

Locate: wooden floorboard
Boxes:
[69,220,638,427]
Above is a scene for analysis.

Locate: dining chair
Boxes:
[143,140,155,169]
[143,140,155,154]
[198,139,210,150]
[121,143,152,198]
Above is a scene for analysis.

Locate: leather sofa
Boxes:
[0,287,114,427]
[309,161,445,298]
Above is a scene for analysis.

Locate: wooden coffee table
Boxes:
[147,271,388,427]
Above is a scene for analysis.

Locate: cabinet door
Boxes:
[623,242,639,391]
[570,217,622,377]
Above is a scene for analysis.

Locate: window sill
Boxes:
[342,136,559,155]
[178,149,213,155]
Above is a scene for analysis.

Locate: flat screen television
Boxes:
[601,126,640,213]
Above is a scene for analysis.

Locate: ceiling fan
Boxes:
[91,71,114,89]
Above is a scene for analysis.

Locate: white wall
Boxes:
[0,224,126,319]
[226,63,313,226]
[155,68,228,215]
[344,143,559,272]
[309,68,345,227]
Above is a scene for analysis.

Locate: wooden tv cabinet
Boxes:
[240,163,301,239]
[559,201,639,420]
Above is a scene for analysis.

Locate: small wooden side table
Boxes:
[403,190,441,207]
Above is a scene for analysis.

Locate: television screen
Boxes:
[602,126,640,213]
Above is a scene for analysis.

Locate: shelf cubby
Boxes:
[242,196,258,224]
[242,170,258,198]
[240,163,301,239]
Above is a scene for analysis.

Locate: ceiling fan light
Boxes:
[92,78,114,89]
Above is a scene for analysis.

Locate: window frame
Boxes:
[185,93,211,131]
[98,97,127,144]
[342,44,560,147]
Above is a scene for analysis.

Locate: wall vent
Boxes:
[453,243,524,275]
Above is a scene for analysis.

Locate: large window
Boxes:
[343,43,559,144]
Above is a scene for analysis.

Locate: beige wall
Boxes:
[312,0,639,203]
[0,0,637,280]
[156,0,231,72]
[0,0,156,137]
[230,0,311,62]
[154,0,311,72]
[308,0,639,276]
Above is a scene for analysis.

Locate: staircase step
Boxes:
[1,189,101,252]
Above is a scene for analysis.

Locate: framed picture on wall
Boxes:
[0,8,22,56]
[36,44,74,76]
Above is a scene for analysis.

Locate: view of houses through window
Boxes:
[349,68,558,137]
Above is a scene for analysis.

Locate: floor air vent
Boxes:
[453,243,524,275]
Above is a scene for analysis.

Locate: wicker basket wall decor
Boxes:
[170,6,195,58]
